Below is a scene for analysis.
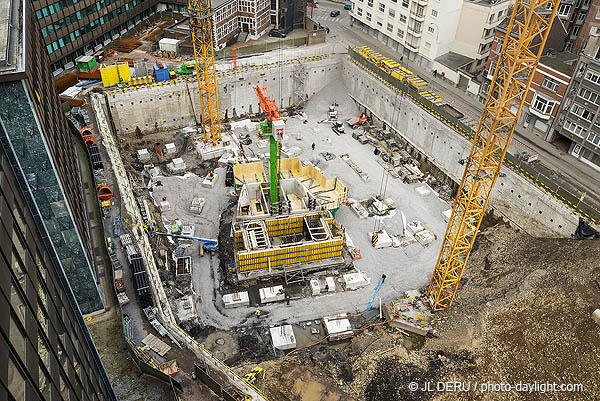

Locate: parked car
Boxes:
[269,28,286,38]
[318,23,330,33]
[344,3,352,10]
[330,10,341,17]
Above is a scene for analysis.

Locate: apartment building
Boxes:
[0,1,116,400]
[34,0,158,74]
[550,36,600,172]
[1,0,105,315]
[573,0,600,54]
[479,12,574,137]
[556,0,594,52]
[349,0,513,75]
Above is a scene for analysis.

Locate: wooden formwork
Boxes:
[233,161,265,191]
[237,237,344,273]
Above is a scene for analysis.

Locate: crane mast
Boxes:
[189,0,221,145]
[428,0,560,311]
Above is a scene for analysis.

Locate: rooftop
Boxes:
[0,0,24,77]
[435,52,474,71]
[539,51,577,76]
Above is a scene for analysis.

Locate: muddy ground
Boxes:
[253,225,600,400]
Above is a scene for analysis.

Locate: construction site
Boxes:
[63,1,600,400]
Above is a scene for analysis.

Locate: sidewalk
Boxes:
[340,22,600,207]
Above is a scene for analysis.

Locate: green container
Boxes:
[171,223,180,235]
[76,55,98,72]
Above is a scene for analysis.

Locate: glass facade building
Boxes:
[1,0,104,315]
[0,0,116,400]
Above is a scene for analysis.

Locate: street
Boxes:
[310,0,600,209]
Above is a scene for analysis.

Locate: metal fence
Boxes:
[348,47,599,224]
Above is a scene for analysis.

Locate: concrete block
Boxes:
[323,314,353,341]
[259,285,285,304]
[165,142,177,154]
[415,230,435,247]
[369,230,393,249]
[310,279,320,295]
[343,272,370,290]
[270,325,296,350]
[325,277,336,292]
[350,202,369,218]
[190,197,206,214]
[137,148,151,161]
[222,291,250,308]
[442,209,452,222]
[407,221,426,235]
[202,173,218,188]
[169,157,186,172]
[181,225,194,237]
[281,146,301,158]
[159,200,171,212]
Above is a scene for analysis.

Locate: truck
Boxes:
[332,121,345,135]
[328,105,337,119]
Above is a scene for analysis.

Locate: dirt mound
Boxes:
[254,225,600,400]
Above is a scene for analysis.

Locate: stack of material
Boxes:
[113,38,142,52]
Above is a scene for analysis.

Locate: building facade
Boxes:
[550,36,600,172]
[34,0,158,75]
[0,1,116,401]
[556,0,593,52]
[349,0,513,73]
[573,0,600,54]
[1,0,105,315]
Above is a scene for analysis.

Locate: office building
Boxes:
[0,1,116,400]
[1,0,105,314]
[34,0,158,74]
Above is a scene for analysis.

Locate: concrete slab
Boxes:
[222,291,250,308]
[259,286,285,304]
[323,315,353,341]
[269,325,296,350]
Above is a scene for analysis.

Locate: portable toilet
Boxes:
[153,63,170,82]
[76,55,98,72]
[117,62,131,83]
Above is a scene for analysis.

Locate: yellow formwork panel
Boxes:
[118,62,131,82]
[100,65,119,87]
[264,216,304,237]
[237,238,343,273]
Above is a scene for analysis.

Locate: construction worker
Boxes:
[311,142,316,151]
[255,309,261,319]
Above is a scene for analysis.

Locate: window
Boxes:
[588,132,600,146]
[378,3,385,12]
[489,13,495,23]
[357,7,363,16]
[397,28,404,39]
[542,76,560,91]
[578,87,600,105]
[573,26,581,36]
[367,0,373,7]
[399,14,407,24]
[389,8,395,17]
[571,104,594,121]
[431,9,437,17]
[402,0,408,8]
[564,120,588,137]
[586,69,600,83]
[387,23,393,32]
[595,47,600,60]
[532,95,554,115]
[558,4,571,17]
[377,18,383,27]
[36,10,43,19]
[577,12,587,23]
[428,26,434,33]
[366,12,372,21]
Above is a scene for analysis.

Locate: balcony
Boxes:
[407,24,422,37]
[410,9,425,22]
[405,39,420,51]
[414,0,427,5]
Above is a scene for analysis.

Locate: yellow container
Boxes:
[100,65,119,87]
[118,62,131,83]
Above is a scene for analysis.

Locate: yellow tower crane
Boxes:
[427,0,560,311]
[189,0,221,145]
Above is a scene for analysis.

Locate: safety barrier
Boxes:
[92,94,273,401]
[348,47,599,224]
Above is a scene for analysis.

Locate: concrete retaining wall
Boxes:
[107,56,342,134]
[343,60,579,237]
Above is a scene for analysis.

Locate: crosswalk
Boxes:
[312,15,349,23]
